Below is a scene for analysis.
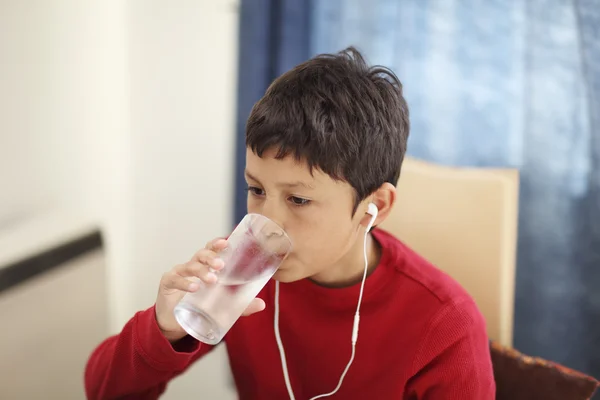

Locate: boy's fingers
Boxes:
[175,261,218,284]
[191,250,225,270]
[162,239,228,293]
[161,271,201,292]
[242,298,266,316]
[205,238,228,252]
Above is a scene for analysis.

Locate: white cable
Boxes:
[274,225,370,400]
[309,343,357,400]
[274,280,297,400]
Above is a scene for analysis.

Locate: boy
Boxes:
[85,48,495,399]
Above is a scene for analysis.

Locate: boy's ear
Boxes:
[359,183,397,229]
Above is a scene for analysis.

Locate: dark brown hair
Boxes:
[246,47,410,213]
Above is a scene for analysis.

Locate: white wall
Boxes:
[0,0,130,224]
[127,0,238,320]
[0,0,133,334]
[126,1,239,398]
[0,0,239,398]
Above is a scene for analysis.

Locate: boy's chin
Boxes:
[272,268,301,283]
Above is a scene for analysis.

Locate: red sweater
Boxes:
[85,229,495,399]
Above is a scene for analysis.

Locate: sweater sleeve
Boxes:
[84,305,215,400]
[405,298,496,399]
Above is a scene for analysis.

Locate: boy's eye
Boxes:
[247,186,265,196]
[289,196,311,206]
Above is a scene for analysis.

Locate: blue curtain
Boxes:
[234,0,311,223]
[310,0,600,378]
[237,0,600,379]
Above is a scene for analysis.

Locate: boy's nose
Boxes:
[253,216,290,256]
[259,202,286,233]
[264,224,284,237]
[258,218,286,239]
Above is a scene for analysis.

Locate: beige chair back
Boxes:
[380,156,519,346]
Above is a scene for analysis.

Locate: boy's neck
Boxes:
[309,232,382,289]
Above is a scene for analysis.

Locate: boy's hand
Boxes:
[155,238,267,343]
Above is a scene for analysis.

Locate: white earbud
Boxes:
[366,202,378,232]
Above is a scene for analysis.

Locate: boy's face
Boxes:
[245,148,367,283]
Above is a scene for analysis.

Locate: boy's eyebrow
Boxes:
[245,170,314,190]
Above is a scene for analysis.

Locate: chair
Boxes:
[379,156,519,347]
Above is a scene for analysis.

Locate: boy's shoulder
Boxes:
[374,228,488,349]
[374,228,479,309]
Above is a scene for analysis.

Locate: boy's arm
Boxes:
[405,298,496,399]
[85,306,214,400]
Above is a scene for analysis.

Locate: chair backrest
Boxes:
[379,156,519,346]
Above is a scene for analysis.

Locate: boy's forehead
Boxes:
[245,148,328,186]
